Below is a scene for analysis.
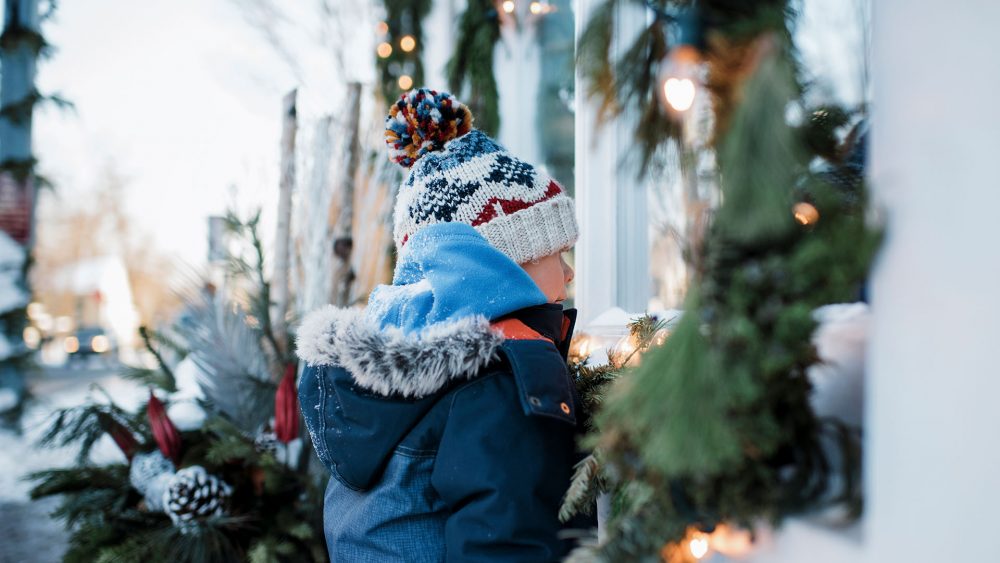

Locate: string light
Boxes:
[793,202,820,225]
[398,74,414,90]
[688,531,710,559]
[501,0,516,14]
[654,6,703,116]
[659,44,700,113]
[399,35,416,52]
[568,333,595,364]
[529,1,554,14]
[376,21,389,35]
[376,42,393,58]
[710,524,754,557]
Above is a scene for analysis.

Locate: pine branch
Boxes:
[560,452,607,522]
[225,209,285,368]
[120,365,176,394]
[139,326,176,389]
[176,294,276,433]
[447,0,501,136]
[36,395,147,463]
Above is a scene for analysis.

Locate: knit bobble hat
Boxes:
[385,88,579,265]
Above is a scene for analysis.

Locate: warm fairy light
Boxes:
[27,302,43,319]
[501,0,516,14]
[398,74,414,90]
[658,44,701,114]
[64,336,79,354]
[376,21,389,35]
[793,202,820,225]
[689,532,710,559]
[399,35,416,52]
[23,326,40,349]
[529,1,547,14]
[710,524,754,557]
[652,329,670,347]
[609,333,641,368]
[664,524,754,562]
[376,42,393,58]
[568,333,594,363]
[664,78,696,112]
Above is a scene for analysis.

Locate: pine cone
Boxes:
[163,466,233,530]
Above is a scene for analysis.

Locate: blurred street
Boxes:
[0,363,144,563]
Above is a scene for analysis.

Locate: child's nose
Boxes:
[562,258,575,284]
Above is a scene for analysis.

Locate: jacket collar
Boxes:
[296,304,574,399]
[497,304,576,360]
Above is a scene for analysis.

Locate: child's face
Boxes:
[520,252,574,304]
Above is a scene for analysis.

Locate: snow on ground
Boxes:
[0,368,146,503]
[0,366,147,563]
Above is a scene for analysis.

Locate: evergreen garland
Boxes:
[446,0,501,136]
[376,0,432,102]
[567,3,881,557]
[577,0,795,173]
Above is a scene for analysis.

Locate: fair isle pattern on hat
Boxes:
[385,88,578,266]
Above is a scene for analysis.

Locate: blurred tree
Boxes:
[31,166,185,330]
[0,0,40,419]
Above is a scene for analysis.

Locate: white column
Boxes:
[574,0,648,325]
[496,2,542,165]
[866,2,1000,562]
[423,0,460,90]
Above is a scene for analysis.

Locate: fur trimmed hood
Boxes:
[296,223,551,398]
[296,305,505,398]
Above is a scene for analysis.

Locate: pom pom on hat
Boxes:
[385,88,473,168]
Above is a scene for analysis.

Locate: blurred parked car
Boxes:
[65,326,115,365]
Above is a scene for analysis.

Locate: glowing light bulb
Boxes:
[689,533,710,559]
[664,78,696,112]
[27,302,43,319]
[529,1,544,14]
[793,202,820,225]
[376,42,393,58]
[22,326,40,349]
[398,74,414,90]
[376,21,389,35]
[502,0,516,14]
[710,524,754,557]
[569,333,594,363]
[399,35,416,52]
[658,44,701,115]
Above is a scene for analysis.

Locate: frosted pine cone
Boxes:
[162,466,233,530]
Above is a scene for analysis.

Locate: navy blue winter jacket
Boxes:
[296,223,592,562]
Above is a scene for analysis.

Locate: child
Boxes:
[296,88,588,561]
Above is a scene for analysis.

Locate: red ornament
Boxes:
[101,413,139,461]
[274,363,300,444]
[146,390,182,465]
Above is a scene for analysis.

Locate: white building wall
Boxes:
[865,2,1000,562]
